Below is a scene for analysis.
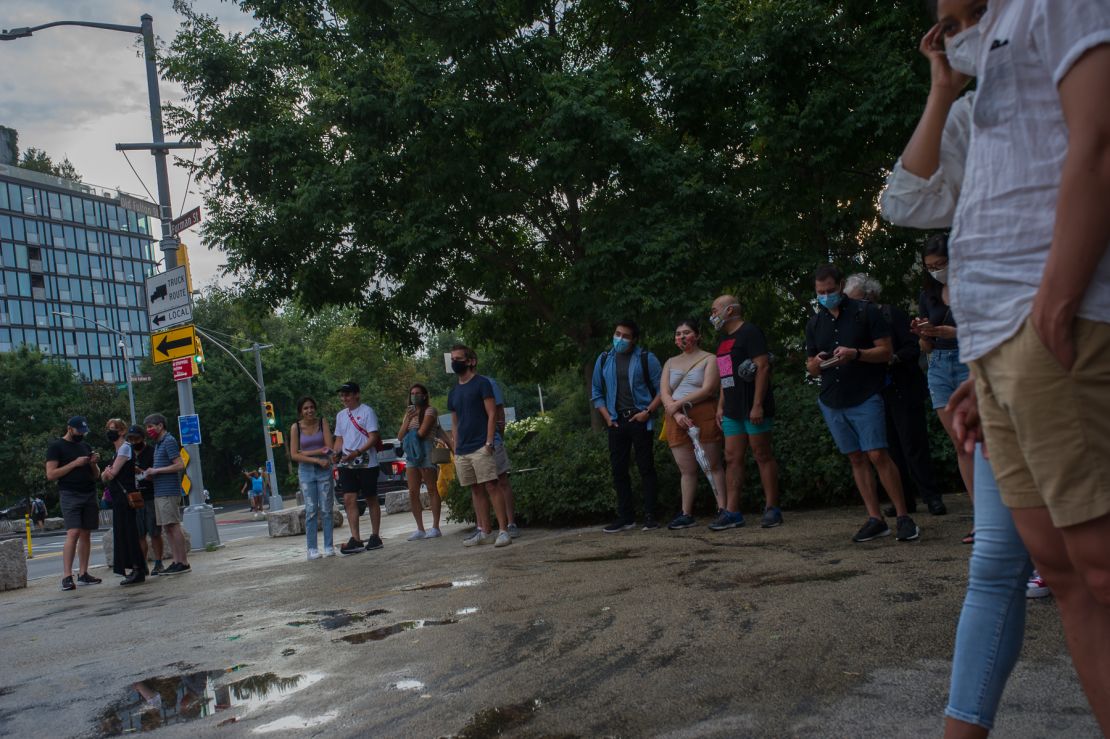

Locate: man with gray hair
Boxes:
[845,274,945,517]
[143,413,191,575]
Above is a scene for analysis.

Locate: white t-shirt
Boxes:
[949,0,1110,362]
[333,403,379,468]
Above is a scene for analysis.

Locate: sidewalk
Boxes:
[0,495,1098,738]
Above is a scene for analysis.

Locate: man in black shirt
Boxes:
[127,424,165,574]
[710,295,783,530]
[845,275,946,518]
[45,415,103,591]
[805,265,919,543]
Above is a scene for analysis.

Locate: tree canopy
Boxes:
[164,0,934,379]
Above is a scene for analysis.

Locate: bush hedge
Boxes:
[444,375,964,526]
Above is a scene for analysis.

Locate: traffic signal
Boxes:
[194,337,205,374]
[264,401,276,428]
[269,430,284,448]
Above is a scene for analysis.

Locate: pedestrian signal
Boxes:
[269,430,284,448]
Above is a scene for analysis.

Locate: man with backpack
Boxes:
[590,319,664,533]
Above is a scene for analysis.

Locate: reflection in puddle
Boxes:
[456,607,480,616]
[254,710,338,733]
[287,609,390,630]
[401,576,485,591]
[392,679,425,691]
[340,619,457,644]
[96,671,323,736]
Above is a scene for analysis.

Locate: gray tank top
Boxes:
[298,422,325,451]
[669,364,707,401]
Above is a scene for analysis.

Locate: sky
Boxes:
[0,0,257,289]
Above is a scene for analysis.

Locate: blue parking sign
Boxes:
[179,414,201,446]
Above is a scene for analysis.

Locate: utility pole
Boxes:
[245,342,283,511]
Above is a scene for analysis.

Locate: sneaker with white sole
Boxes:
[494,531,512,547]
[507,523,520,539]
[323,547,337,557]
[424,528,442,539]
[1026,570,1051,599]
[307,549,321,560]
[463,530,492,547]
[407,530,426,541]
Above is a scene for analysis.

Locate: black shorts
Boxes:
[135,501,161,537]
[337,466,380,499]
[60,491,99,531]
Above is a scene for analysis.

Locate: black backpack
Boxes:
[598,348,656,398]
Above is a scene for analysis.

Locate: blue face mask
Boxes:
[612,336,631,354]
[817,292,842,310]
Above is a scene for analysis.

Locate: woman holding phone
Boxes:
[100,418,147,585]
[396,383,443,540]
[289,396,335,559]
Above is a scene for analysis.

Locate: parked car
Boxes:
[0,499,31,520]
[333,438,408,517]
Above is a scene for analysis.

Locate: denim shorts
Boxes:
[721,415,774,437]
[927,347,971,409]
[818,393,888,454]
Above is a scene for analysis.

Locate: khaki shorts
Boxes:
[454,448,499,487]
[971,316,1110,528]
[154,496,183,526]
[493,444,510,476]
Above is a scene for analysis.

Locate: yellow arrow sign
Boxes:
[150,325,197,365]
[180,447,192,496]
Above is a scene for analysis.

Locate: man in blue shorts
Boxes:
[805,264,919,543]
[710,295,783,530]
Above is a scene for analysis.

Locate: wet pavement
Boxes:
[0,496,1099,738]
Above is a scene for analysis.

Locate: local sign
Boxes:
[172,356,196,382]
[150,324,198,365]
[144,266,193,331]
[171,206,201,236]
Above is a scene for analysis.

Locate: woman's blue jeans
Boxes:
[299,463,334,551]
[945,446,1033,729]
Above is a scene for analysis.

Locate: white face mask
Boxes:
[945,24,981,77]
[930,268,949,285]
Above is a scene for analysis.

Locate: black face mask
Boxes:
[106,430,121,443]
[71,434,85,443]
[451,360,470,375]
[130,440,145,451]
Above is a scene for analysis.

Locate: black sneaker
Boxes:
[760,507,784,528]
[340,537,365,555]
[896,516,921,542]
[76,572,102,586]
[667,513,696,530]
[61,576,76,591]
[852,517,892,543]
[150,562,165,576]
[602,520,635,533]
[364,534,384,550]
[925,498,948,516]
[641,517,661,531]
[161,563,191,575]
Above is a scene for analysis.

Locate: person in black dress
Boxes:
[100,418,147,585]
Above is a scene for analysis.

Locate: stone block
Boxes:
[44,517,64,530]
[104,527,191,568]
[267,505,343,537]
[0,538,27,591]
[382,489,431,515]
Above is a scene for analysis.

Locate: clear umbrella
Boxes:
[684,404,718,497]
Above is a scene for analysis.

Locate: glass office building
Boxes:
[0,162,159,383]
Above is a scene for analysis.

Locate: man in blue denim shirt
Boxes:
[590,319,663,532]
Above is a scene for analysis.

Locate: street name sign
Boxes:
[179,414,201,446]
[171,206,201,236]
[145,266,193,331]
[172,356,196,382]
[151,325,198,365]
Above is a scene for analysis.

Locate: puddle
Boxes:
[392,679,425,691]
[456,607,480,616]
[339,619,457,644]
[96,671,322,736]
[555,549,640,563]
[287,609,390,630]
[457,698,542,738]
[280,649,296,657]
[254,710,338,733]
[401,577,485,591]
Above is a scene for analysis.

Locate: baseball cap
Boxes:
[67,416,90,434]
[127,424,144,437]
[337,382,360,394]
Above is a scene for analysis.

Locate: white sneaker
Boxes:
[494,531,512,548]
[323,547,337,557]
[424,527,442,539]
[463,530,491,547]
[307,549,321,561]
[407,530,426,541]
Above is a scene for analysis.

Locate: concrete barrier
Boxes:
[382,489,431,515]
[43,517,64,531]
[0,538,28,591]
[266,506,344,538]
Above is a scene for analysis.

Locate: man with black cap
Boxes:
[331,382,384,555]
[45,415,102,591]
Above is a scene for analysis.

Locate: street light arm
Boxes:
[0,20,142,40]
[51,310,124,339]
[194,327,263,391]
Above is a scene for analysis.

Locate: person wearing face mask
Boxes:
[100,418,147,585]
[127,424,165,575]
[659,318,725,529]
[709,295,783,530]
[396,383,443,541]
[590,319,664,533]
[806,264,920,544]
[290,396,336,559]
[45,415,102,591]
[143,413,190,575]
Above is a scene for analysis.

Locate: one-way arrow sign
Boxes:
[150,325,197,365]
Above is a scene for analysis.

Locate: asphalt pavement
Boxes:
[0,494,1099,738]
